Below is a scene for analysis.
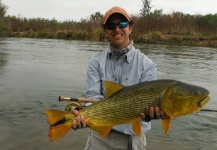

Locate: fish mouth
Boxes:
[197,93,210,108]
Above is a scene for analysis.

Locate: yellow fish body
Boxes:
[45,79,210,141]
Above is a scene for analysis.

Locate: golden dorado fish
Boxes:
[45,79,210,141]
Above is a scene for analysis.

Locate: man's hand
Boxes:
[141,107,168,122]
[72,109,88,130]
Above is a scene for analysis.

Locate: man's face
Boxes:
[104,18,133,49]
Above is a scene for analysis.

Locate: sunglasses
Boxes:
[105,21,129,30]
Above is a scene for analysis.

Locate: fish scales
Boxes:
[79,80,176,125]
[45,79,210,141]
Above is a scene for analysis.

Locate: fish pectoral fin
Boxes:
[90,124,113,138]
[162,117,172,137]
[49,123,72,142]
[132,119,142,137]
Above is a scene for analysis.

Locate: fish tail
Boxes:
[44,110,74,141]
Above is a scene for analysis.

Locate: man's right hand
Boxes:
[72,110,88,130]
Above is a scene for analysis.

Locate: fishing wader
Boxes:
[84,130,147,150]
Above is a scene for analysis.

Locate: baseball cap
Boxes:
[103,6,131,25]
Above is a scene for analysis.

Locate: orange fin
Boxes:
[104,80,124,99]
[132,119,142,137]
[49,124,73,141]
[44,110,74,141]
[162,117,172,137]
[44,110,71,125]
[89,121,113,137]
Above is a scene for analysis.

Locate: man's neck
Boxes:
[111,40,131,51]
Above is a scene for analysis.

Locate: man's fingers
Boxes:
[76,115,81,123]
[142,107,168,121]
[80,116,87,128]
[72,110,79,116]
[141,113,145,118]
[72,115,81,129]
[149,107,155,119]
[72,115,89,129]
[77,122,82,129]
[155,107,160,119]
[160,110,167,119]
[72,119,78,130]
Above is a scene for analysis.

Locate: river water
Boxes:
[0,38,216,150]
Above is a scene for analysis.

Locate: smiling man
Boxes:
[72,6,166,150]
[103,7,133,51]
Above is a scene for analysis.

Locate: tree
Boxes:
[0,0,7,18]
[89,12,103,24]
[0,0,10,36]
[140,0,152,17]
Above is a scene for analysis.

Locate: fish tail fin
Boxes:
[44,110,74,141]
[48,123,73,142]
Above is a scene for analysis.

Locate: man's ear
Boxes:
[104,29,108,37]
[129,26,133,33]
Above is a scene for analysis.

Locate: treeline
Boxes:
[1,0,217,47]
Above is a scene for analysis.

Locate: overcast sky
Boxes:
[3,0,217,21]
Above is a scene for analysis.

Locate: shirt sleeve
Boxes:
[84,57,104,106]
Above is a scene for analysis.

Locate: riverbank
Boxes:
[7,31,217,48]
[133,33,217,48]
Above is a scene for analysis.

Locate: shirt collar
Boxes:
[125,46,135,63]
[108,45,135,63]
[108,40,135,62]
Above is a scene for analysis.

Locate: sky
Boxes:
[2,0,217,21]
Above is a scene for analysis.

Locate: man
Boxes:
[72,6,166,150]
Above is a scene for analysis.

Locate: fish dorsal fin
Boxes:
[162,117,172,137]
[132,118,142,137]
[104,80,124,99]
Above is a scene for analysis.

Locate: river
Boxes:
[0,38,217,150]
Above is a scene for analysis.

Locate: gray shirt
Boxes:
[84,45,157,135]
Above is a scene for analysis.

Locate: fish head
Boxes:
[162,81,210,118]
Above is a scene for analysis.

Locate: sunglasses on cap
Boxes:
[105,21,129,30]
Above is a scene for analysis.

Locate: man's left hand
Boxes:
[141,107,167,121]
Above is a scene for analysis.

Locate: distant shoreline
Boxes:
[6,32,217,48]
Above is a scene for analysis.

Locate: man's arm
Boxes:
[72,58,104,129]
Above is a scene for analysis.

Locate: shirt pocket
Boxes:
[121,74,140,86]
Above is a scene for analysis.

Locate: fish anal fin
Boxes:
[49,124,72,142]
[89,122,113,138]
[104,80,124,99]
[162,117,172,137]
[132,119,142,137]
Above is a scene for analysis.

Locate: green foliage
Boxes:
[140,0,152,17]
[0,0,217,47]
[0,0,7,18]
[0,0,9,36]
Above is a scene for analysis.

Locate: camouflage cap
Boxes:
[103,6,131,24]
